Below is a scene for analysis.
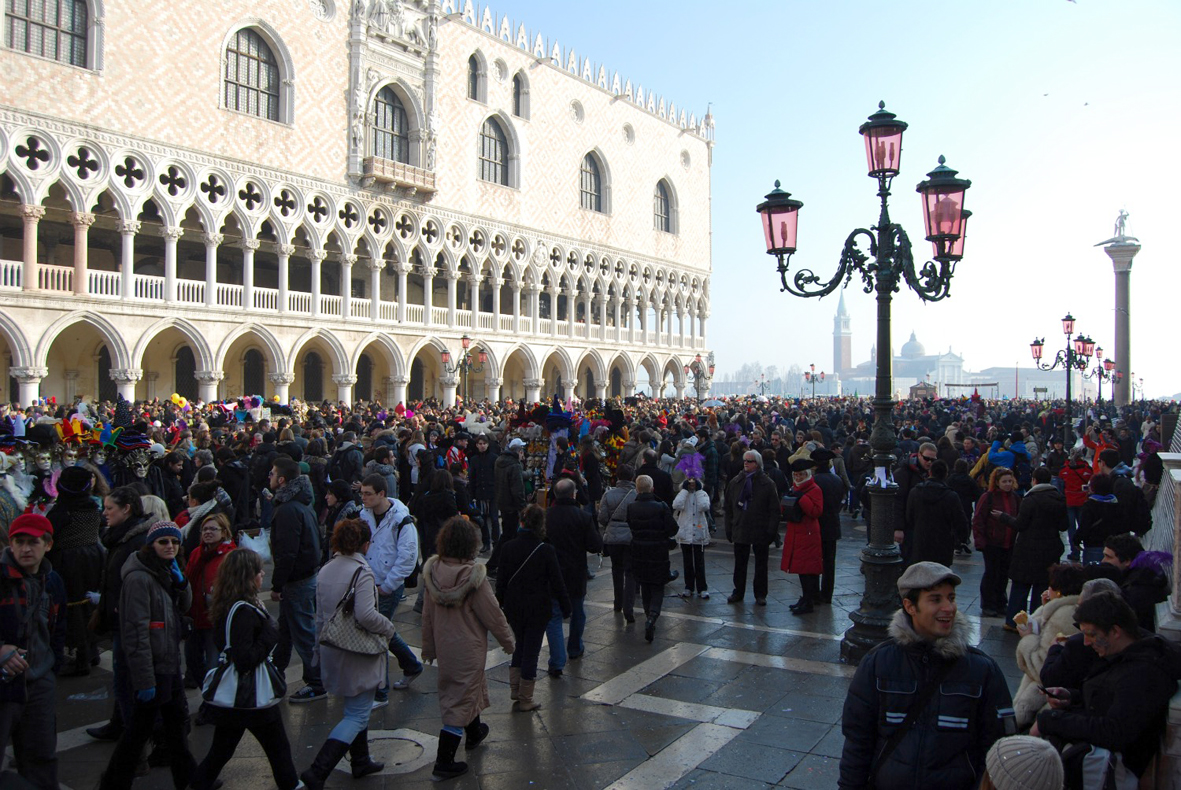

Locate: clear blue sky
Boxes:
[488,0,1181,398]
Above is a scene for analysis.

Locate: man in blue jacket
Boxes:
[0,513,66,789]
[839,562,1015,789]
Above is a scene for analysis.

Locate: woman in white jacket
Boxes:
[673,477,711,599]
[1012,562,1086,728]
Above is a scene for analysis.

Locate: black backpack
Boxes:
[396,514,423,588]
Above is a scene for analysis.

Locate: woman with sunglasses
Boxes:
[99,521,197,789]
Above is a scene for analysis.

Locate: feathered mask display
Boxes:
[675,452,704,482]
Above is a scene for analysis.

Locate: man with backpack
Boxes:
[1096,448,1152,538]
[359,473,423,708]
[329,432,365,489]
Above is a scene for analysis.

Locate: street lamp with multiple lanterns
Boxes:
[754,101,972,664]
[441,335,486,404]
[683,352,715,403]
[804,364,825,398]
[1030,314,1095,446]
[1082,345,1118,407]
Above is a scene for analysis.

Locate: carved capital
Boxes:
[268,372,295,386]
[332,374,358,386]
[62,369,80,382]
[194,370,225,384]
[20,205,45,223]
[340,254,358,267]
[523,378,542,389]
[489,276,504,288]
[240,239,261,252]
[440,374,459,387]
[443,270,460,282]
[389,375,410,386]
[109,368,143,384]
[367,257,385,272]
[9,366,48,382]
[277,243,297,257]
[487,377,505,387]
[71,212,96,229]
[161,226,183,242]
[120,220,141,236]
[203,233,224,248]
[145,371,160,382]
[622,379,636,390]
[309,250,328,264]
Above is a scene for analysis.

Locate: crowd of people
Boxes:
[0,389,1173,789]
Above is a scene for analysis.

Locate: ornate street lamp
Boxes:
[804,363,826,399]
[441,334,486,403]
[1030,317,1092,445]
[685,352,715,403]
[1084,348,1116,407]
[754,101,971,664]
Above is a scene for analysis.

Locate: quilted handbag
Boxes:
[319,566,389,656]
[201,601,287,709]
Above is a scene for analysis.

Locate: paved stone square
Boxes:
[52,513,1020,789]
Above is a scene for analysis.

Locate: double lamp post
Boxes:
[684,352,715,403]
[755,101,971,664]
[441,334,486,404]
[805,364,825,398]
[1030,315,1120,443]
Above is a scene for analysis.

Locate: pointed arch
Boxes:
[350,332,407,379]
[540,345,575,381]
[502,343,540,380]
[576,347,607,382]
[287,328,348,375]
[220,19,295,124]
[133,317,214,371]
[0,312,33,369]
[215,323,284,373]
[35,311,130,370]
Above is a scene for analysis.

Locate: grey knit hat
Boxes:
[985,736,1063,790]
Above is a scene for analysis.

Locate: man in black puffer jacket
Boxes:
[904,460,968,568]
[467,434,499,554]
[840,562,1014,790]
[626,476,678,643]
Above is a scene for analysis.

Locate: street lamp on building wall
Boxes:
[441,334,486,404]
[754,101,972,664]
[804,364,825,399]
[1030,315,1093,445]
[684,352,715,404]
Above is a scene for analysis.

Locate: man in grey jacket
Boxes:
[598,465,638,622]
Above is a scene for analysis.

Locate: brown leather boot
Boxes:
[514,678,541,712]
[509,667,521,701]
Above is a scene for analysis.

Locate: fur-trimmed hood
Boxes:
[272,473,313,506]
[422,555,486,608]
[888,607,972,660]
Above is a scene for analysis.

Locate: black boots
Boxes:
[300,738,351,790]
[349,727,384,778]
[644,618,656,642]
[465,715,490,749]
[433,730,468,779]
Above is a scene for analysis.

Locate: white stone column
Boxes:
[594,382,607,401]
[653,308,661,346]
[162,225,181,303]
[277,243,294,314]
[333,374,357,405]
[628,300,638,344]
[369,260,381,322]
[622,378,636,397]
[390,375,409,407]
[62,370,79,403]
[511,283,521,333]
[423,271,434,327]
[446,271,458,328]
[531,288,541,332]
[678,309,687,347]
[397,265,408,322]
[340,254,356,320]
[675,381,686,400]
[549,287,560,338]
[194,370,224,404]
[441,375,458,408]
[71,212,95,296]
[9,366,47,406]
[566,289,578,337]
[598,297,608,342]
[120,220,139,301]
[485,376,503,404]
[490,277,503,330]
[469,274,481,328]
[561,380,575,403]
[310,250,325,318]
[269,372,294,404]
[241,239,259,311]
[110,368,142,402]
[20,205,44,292]
[612,297,622,343]
[524,377,542,405]
[700,313,709,345]
[204,233,221,307]
[689,307,698,346]
[144,371,159,401]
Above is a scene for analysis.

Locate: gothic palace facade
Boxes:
[0,0,714,407]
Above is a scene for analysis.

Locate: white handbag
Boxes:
[200,600,287,709]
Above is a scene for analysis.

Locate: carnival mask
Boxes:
[93,449,107,465]
[34,451,52,472]
[61,447,77,465]
[134,461,149,478]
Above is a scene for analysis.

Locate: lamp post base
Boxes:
[840,483,903,665]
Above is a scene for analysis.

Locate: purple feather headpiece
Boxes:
[676,452,704,481]
[1130,550,1173,575]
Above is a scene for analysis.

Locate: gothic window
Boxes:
[302,351,323,402]
[6,0,87,67]
[174,346,197,402]
[654,180,673,233]
[478,117,508,186]
[512,72,530,119]
[224,28,280,121]
[580,154,602,213]
[466,53,489,102]
[242,349,264,396]
[373,86,409,163]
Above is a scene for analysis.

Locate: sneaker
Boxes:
[371,697,389,710]
[289,686,327,703]
[678,589,693,599]
[698,591,710,600]
[391,667,424,690]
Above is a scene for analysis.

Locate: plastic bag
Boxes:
[238,528,272,564]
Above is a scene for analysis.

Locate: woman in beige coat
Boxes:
[300,519,397,790]
[1012,562,1085,728]
[422,516,515,780]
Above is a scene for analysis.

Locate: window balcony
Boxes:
[361,157,437,193]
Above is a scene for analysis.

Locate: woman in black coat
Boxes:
[1004,467,1068,629]
[1075,473,1124,565]
[416,469,459,561]
[495,505,570,713]
[626,479,678,642]
[47,466,106,676]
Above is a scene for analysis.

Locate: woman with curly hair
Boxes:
[972,467,1022,618]
[421,516,514,778]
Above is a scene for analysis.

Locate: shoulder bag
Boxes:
[868,659,958,788]
[201,600,287,709]
[319,566,389,655]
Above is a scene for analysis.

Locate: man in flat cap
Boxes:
[839,562,1015,790]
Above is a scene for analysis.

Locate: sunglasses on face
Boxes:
[156,538,181,546]
[921,455,937,462]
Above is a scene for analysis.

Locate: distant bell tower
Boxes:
[834,291,852,374]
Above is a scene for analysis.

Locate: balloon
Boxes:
[178,397,188,409]
[170,393,181,405]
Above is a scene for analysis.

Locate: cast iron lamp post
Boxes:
[1084,349,1116,407]
[804,364,826,398]
[1030,316,1093,446]
[683,352,715,404]
[754,101,972,664]
[441,334,486,404]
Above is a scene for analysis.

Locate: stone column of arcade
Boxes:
[441,375,458,408]
[109,368,142,402]
[333,374,357,405]
[195,371,224,404]
[72,212,95,296]
[485,377,503,403]
[10,366,47,406]
[390,375,409,408]
[20,205,44,292]
[523,378,542,405]
[269,372,294,404]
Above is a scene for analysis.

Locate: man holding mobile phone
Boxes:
[0,513,67,788]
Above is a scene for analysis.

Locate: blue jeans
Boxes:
[376,585,422,697]
[275,575,322,690]
[1066,506,1082,553]
[112,631,133,728]
[260,495,273,533]
[1005,581,1047,627]
[545,597,585,669]
[327,689,376,744]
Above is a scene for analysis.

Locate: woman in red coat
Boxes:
[1059,447,1092,561]
[971,468,1022,619]
[184,513,236,694]
[780,459,825,615]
